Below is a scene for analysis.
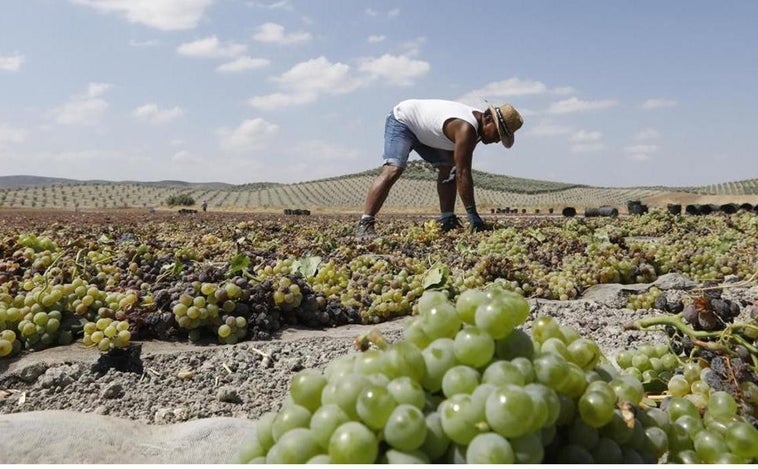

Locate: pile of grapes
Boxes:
[0,210,756,360]
[238,287,758,464]
[624,285,758,431]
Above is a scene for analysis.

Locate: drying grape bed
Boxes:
[1,208,757,463]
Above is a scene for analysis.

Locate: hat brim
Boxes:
[489,105,515,149]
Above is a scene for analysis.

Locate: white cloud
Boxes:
[526,120,572,137]
[129,39,159,47]
[457,78,554,106]
[640,98,678,110]
[625,144,659,154]
[547,97,618,114]
[358,54,429,86]
[69,0,213,31]
[479,78,547,96]
[86,83,110,97]
[368,35,386,43]
[247,0,293,10]
[624,144,658,161]
[275,56,363,94]
[249,92,316,110]
[398,37,426,57]
[252,22,311,45]
[47,82,111,126]
[515,107,538,118]
[366,7,399,17]
[133,103,183,124]
[217,56,270,73]
[551,86,576,95]
[294,140,359,162]
[250,53,428,109]
[570,130,602,143]
[217,118,278,152]
[0,53,25,71]
[628,153,650,161]
[172,150,202,163]
[635,128,661,140]
[177,35,246,59]
[0,125,28,144]
[571,143,605,154]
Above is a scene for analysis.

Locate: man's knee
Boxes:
[382,164,405,182]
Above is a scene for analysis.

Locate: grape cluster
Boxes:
[215,314,248,345]
[15,309,73,350]
[237,286,758,464]
[682,293,741,331]
[627,286,663,310]
[615,341,679,383]
[82,318,131,351]
[0,329,20,357]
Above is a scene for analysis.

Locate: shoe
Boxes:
[470,221,494,233]
[439,215,463,232]
[355,218,377,240]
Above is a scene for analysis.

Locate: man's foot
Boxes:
[355,218,377,240]
[470,221,494,233]
[439,215,463,232]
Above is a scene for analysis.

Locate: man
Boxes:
[355,98,523,239]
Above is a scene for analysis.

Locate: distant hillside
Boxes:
[320,161,586,194]
[0,165,756,211]
[0,175,233,190]
[0,175,101,188]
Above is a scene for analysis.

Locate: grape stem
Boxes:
[626,313,758,373]
[34,251,66,302]
[354,328,390,351]
[247,344,271,359]
[623,314,721,339]
[689,271,757,292]
[626,314,758,354]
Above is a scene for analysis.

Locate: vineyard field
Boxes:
[1,164,756,212]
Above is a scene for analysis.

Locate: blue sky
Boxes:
[1,0,757,187]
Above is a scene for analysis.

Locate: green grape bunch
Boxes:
[82,318,131,351]
[237,286,758,464]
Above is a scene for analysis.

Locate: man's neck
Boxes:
[474,112,484,141]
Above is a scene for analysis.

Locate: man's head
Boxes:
[484,103,523,148]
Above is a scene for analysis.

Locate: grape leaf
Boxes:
[527,228,546,243]
[98,234,114,244]
[294,256,322,278]
[455,241,474,254]
[162,260,185,278]
[228,253,251,276]
[423,265,448,290]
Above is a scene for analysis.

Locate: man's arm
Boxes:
[446,119,487,230]
[448,120,478,208]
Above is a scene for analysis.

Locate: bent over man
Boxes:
[355,98,523,239]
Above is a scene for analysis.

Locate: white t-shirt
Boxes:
[393,99,480,151]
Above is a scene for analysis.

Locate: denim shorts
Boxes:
[382,113,454,168]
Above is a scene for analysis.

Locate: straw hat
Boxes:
[487,103,523,148]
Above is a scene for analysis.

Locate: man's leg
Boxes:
[437,165,456,214]
[363,164,404,216]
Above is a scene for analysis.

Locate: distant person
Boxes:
[201,201,208,212]
[355,99,523,239]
